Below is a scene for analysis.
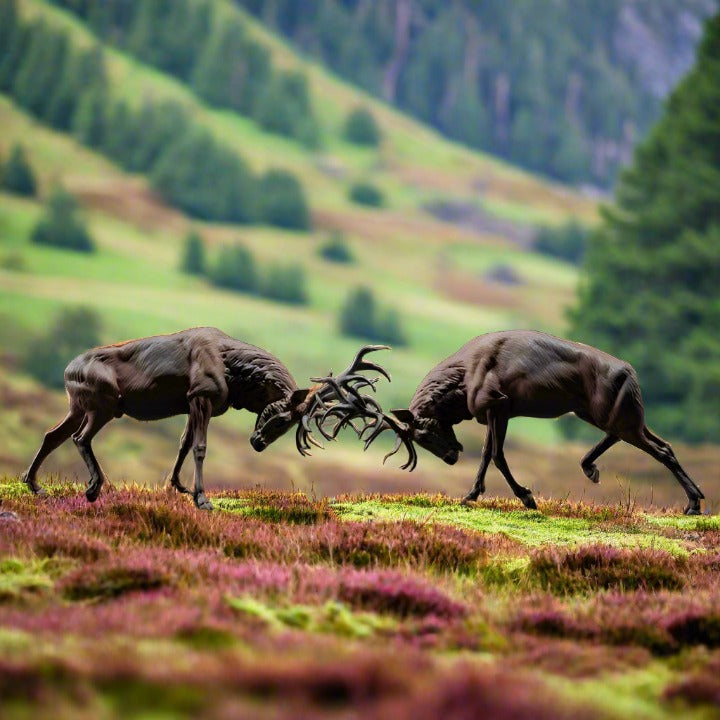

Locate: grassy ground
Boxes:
[0,481,719,719]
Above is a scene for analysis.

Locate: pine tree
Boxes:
[569,12,720,442]
[180,230,206,275]
[257,170,310,230]
[31,186,95,253]
[1,144,37,197]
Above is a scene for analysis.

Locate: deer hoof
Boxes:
[85,485,102,503]
[460,495,478,507]
[684,503,701,516]
[166,476,192,495]
[21,472,47,497]
[521,494,538,510]
[194,494,213,511]
[583,464,600,484]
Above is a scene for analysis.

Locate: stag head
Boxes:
[249,345,393,455]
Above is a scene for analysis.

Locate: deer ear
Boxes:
[391,409,415,427]
[289,388,311,410]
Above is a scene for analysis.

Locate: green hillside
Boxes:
[1,0,670,501]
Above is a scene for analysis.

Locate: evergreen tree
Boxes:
[261,263,308,304]
[257,170,310,230]
[0,18,28,92]
[569,12,720,442]
[208,243,258,293]
[339,286,407,345]
[24,306,102,390]
[344,107,381,146]
[151,128,256,223]
[72,84,109,149]
[31,186,95,253]
[1,144,37,197]
[319,231,354,263]
[180,230,206,275]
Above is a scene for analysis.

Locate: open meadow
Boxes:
[1,481,720,719]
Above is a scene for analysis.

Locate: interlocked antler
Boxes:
[295,345,391,456]
[361,411,418,472]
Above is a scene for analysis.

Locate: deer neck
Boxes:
[409,362,471,427]
[220,344,297,415]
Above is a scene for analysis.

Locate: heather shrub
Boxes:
[61,558,171,600]
[528,545,686,594]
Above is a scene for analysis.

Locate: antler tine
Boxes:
[337,345,392,383]
[363,411,417,472]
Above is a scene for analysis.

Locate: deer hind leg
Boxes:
[620,425,704,515]
[22,410,83,495]
[489,410,537,510]
[165,418,193,494]
[580,433,619,484]
[189,396,213,510]
[461,420,493,504]
[72,411,114,502]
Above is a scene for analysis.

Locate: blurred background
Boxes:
[0,0,718,510]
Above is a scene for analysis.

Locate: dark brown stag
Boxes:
[363,331,705,515]
[21,327,388,509]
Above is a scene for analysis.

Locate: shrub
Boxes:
[207,243,258,293]
[258,169,310,230]
[349,181,384,207]
[23,306,102,389]
[1,143,36,196]
[339,286,407,345]
[260,262,308,305]
[318,231,354,263]
[344,107,381,146]
[30,186,95,252]
[180,230,205,275]
[534,221,590,265]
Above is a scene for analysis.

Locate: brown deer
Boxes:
[21,327,388,509]
[363,331,705,515]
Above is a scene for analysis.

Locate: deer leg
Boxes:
[22,410,83,495]
[621,425,704,515]
[489,410,537,510]
[165,418,193,494]
[189,396,213,510]
[580,434,619,484]
[72,411,113,503]
[461,420,493,504]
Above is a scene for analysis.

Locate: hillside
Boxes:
[1,0,717,512]
[1,481,719,718]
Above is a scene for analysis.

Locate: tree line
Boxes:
[234,0,711,187]
[0,0,310,229]
[47,0,320,148]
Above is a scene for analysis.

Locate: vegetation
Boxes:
[1,142,36,196]
[30,186,95,253]
[570,13,720,443]
[534,221,589,265]
[260,263,309,305]
[257,170,311,230]
[0,2,310,228]
[1,482,719,718]
[318,231,354,264]
[344,106,381,146]
[208,243,259,294]
[349,181,384,207]
[234,0,712,186]
[339,286,406,346]
[180,231,206,275]
[23,306,102,389]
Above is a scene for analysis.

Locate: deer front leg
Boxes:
[488,410,537,510]
[189,396,213,510]
[72,411,114,502]
[461,420,493,505]
[165,418,193,494]
[580,433,619,484]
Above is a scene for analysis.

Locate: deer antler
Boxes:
[294,345,392,456]
[361,411,418,472]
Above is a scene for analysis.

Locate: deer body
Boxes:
[22,327,307,509]
[392,331,704,514]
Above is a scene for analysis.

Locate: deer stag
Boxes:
[21,327,389,509]
[363,331,705,515]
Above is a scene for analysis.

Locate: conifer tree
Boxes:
[1,144,37,197]
[570,12,720,442]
